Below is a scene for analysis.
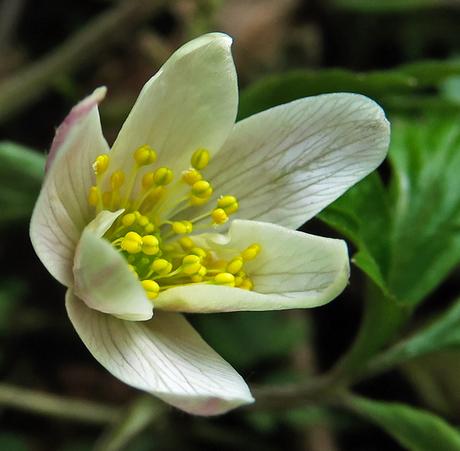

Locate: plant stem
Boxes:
[0,383,120,424]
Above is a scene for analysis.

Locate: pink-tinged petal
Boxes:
[66,291,254,415]
[155,220,349,313]
[204,93,390,230]
[106,33,238,191]
[30,88,109,287]
[73,211,153,321]
[46,87,107,172]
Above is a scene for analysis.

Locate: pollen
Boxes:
[182,168,202,185]
[92,154,110,175]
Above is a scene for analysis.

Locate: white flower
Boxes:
[30,33,390,415]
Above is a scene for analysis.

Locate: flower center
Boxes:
[87,145,260,300]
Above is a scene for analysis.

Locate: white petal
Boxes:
[155,220,349,312]
[108,33,238,181]
[66,291,253,415]
[30,88,109,286]
[204,93,390,229]
[73,211,153,321]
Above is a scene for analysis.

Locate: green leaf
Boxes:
[238,60,460,121]
[321,116,460,306]
[193,311,311,369]
[363,297,460,378]
[0,141,45,225]
[345,394,460,451]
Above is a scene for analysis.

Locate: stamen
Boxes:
[142,235,160,256]
[141,279,160,300]
[134,145,157,166]
[120,231,143,254]
[191,148,210,170]
[91,143,259,299]
[182,168,203,185]
[214,272,235,287]
[242,244,261,261]
[191,180,213,199]
[92,154,110,175]
[211,208,228,225]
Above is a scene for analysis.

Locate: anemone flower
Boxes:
[30,33,390,415]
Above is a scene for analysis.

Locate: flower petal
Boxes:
[66,291,254,415]
[73,211,153,321]
[30,87,109,286]
[155,219,349,312]
[108,33,238,178]
[205,93,390,229]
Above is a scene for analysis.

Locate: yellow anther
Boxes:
[144,223,155,234]
[121,231,143,254]
[242,243,261,261]
[152,258,172,275]
[190,266,207,282]
[137,214,149,227]
[211,208,228,225]
[191,180,213,199]
[179,236,195,250]
[214,272,235,287]
[227,257,243,274]
[141,279,160,300]
[239,278,254,290]
[122,213,136,227]
[190,195,210,206]
[190,247,207,260]
[102,191,112,206]
[182,168,202,185]
[134,145,157,166]
[111,170,125,190]
[172,220,193,234]
[217,195,239,215]
[142,172,155,190]
[92,154,110,175]
[142,235,159,256]
[191,148,210,170]
[154,167,173,186]
[88,186,99,207]
[182,255,202,275]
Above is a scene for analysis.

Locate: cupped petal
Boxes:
[30,87,109,286]
[108,33,238,179]
[204,93,390,230]
[73,211,153,321]
[155,220,349,313]
[66,291,254,415]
